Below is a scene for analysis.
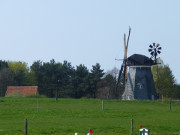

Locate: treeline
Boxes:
[0,59,122,99]
[0,59,180,99]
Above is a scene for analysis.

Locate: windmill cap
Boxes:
[127,54,155,66]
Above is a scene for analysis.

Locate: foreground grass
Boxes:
[0,98,180,135]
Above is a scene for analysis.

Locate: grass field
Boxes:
[0,97,180,135]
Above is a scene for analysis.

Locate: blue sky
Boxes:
[0,0,180,83]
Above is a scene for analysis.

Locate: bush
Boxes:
[25,94,47,98]
[6,91,22,98]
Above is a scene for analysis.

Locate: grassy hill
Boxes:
[0,98,180,135]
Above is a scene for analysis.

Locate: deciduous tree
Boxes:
[8,61,29,86]
[152,60,179,99]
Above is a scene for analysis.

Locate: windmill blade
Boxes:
[124,34,128,64]
[153,43,155,46]
[126,26,131,49]
[123,61,128,86]
[124,34,127,58]
[158,47,162,50]
[151,51,154,56]
[157,51,161,54]
[148,49,152,52]
[116,64,124,86]
[149,44,153,48]
[116,27,131,91]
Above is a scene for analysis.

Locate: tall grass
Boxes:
[0,98,180,135]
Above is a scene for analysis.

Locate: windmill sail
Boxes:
[116,27,131,90]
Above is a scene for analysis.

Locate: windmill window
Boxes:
[137,83,143,89]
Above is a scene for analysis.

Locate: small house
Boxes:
[6,86,38,97]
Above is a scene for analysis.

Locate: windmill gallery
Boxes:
[116,28,162,100]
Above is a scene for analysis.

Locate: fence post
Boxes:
[170,100,171,112]
[131,119,133,134]
[102,100,104,111]
[37,96,39,112]
[25,119,28,135]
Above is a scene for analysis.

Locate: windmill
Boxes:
[115,27,162,100]
[119,41,162,100]
[148,43,162,63]
[116,27,131,90]
[116,34,162,100]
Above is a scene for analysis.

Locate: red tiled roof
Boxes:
[6,86,38,97]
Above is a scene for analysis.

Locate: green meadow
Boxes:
[0,98,180,135]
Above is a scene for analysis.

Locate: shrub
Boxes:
[25,94,46,98]
[6,91,22,98]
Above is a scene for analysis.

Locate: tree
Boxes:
[0,68,14,96]
[41,59,64,97]
[8,61,29,86]
[104,67,125,98]
[30,60,43,85]
[96,74,116,99]
[31,59,62,97]
[152,60,179,99]
[104,67,119,79]
[89,63,104,98]
[0,60,8,70]
[72,64,89,98]
[61,61,75,97]
[31,60,76,98]
[0,60,12,96]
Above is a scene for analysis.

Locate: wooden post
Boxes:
[25,119,27,135]
[102,100,104,111]
[56,79,60,101]
[37,97,39,112]
[131,119,133,134]
[170,100,171,112]
[36,89,39,112]
[56,87,58,101]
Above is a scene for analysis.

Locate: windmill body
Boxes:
[122,54,157,100]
